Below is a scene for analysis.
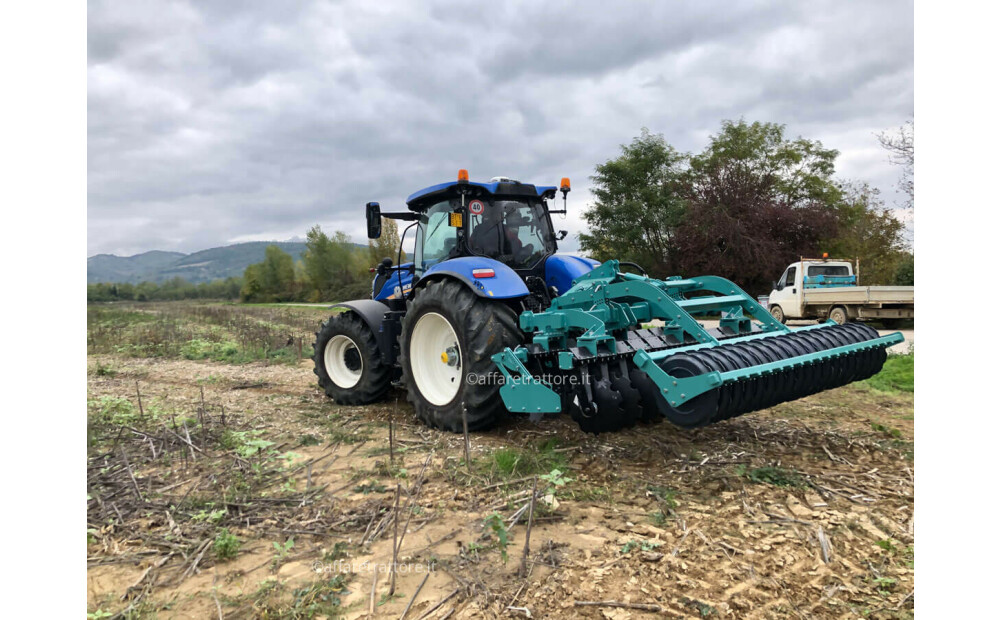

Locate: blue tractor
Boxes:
[313,171,903,434]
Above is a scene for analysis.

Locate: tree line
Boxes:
[87,277,244,302]
[580,120,913,294]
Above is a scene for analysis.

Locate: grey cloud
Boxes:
[88,0,913,257]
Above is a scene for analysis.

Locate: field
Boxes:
[87,302,914,619]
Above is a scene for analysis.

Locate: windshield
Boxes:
[467,199,555,268]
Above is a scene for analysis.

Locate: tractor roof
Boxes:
[405,180,557,210]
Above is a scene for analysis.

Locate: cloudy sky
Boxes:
[88,0,913,257]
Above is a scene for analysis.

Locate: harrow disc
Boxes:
[653,323,890,427]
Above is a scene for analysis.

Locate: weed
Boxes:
[88,396,140,427]
[871,576,898,596]
[620,539,662,554]
[646,484,678,510]
[322,542,351,562]
[298,434,321,446]
[681,597,717,617]
[271,537,295,570]
[192,508,227,524]
[877,539,899,555]
[220,429,275,458]
[864,352,914,393]
[237,574,352,618]
[482,513,511,563]
[871,422,903,438]
[540,468,572,487]
[378,592,405,606]
[92,362,118,377]
[354,481,388,494]
[481,439,567,481]
[737,465,804,487]
[213,528,241,561]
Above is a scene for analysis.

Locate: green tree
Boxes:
[579,129,687,275]
[822,182,906,285]
[239,245,295,302]
[369,217,407,266]
[302,226,371,302]
[672,119,842,293]
[893,252,914,285]
[259,245,296,301]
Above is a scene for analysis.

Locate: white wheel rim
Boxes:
[410,312,462,406]
[324,335,363,389]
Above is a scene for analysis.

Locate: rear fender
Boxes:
[329,300,398,365]
[420,256,528,299]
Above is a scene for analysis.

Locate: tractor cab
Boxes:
[404,174,563,275]
[365,172,592,309]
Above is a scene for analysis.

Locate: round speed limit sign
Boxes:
[468,200,485,215]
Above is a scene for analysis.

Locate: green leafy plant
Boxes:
[540,468,572,490]
[193,508,227,524]
[273,537,295,561]
[737,465,804,487]
[298,434,321,446]
[213,528,241,561]
[871,422,903,438]
[482,513,511,563]
[620,539,663,554]
[353,481,388,494]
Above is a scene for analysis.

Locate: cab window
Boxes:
[467,199,554,268]
[784,266,797,287]
[808,265,850,277]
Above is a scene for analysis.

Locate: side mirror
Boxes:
[773,281,781,291]
[557,230,568,241]
[366,202,382,239]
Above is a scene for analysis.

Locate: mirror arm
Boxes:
[382,211,420,221]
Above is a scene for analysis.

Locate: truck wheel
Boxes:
[399,279,522,432]
[829,306,848,325]
[314,312,392,404]
[769,305,786,324]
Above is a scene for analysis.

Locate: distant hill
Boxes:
[87,250,187,283]
[87,241,313,284]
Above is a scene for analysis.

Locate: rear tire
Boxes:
[769,305,786,324]
[399,279,523,432]
[313,312,392,405]
[829,306,848,325]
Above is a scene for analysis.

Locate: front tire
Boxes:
[313,312,391,405]
[399,279,522,432]
[829,306,848,325]
[770,304,786,324]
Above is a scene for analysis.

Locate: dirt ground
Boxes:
[87,319,914,619]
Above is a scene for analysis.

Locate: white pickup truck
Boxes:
[763,258,914,327]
